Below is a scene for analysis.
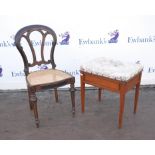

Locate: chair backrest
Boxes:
[15,25,57,75]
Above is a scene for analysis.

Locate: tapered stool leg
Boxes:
[98,88,102,102]
[81,75,85,112]
[134,82,140,113]
[119,86,125,129]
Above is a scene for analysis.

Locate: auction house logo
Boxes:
[79,29,119,45]
[108,29,119,43]
[128,35,155,43]
[0,65,3,77]
[59,31,70,45]
[37,64,48,70]
[0,31,70,48]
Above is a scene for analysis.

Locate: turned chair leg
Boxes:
[28,87,33,110]
[70,83,75,115]
[54,88,59,103]
[81,75,85,113]
[30,88,39,128]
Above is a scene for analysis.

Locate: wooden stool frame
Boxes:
[80,70,142,128]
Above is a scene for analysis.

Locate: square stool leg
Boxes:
[81,74,85,113]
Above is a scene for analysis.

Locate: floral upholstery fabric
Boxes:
[80,57,143,81]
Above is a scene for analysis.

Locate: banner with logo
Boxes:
[0,15,155,89]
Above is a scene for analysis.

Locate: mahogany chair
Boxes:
[80,57,143,128]
[15,25,75,127]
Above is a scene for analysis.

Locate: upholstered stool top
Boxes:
[80,57,143,81]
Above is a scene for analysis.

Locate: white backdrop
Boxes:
[0,15,155,89]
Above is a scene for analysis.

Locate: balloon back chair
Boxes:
[15,25,75,127]
[80,57,143,128]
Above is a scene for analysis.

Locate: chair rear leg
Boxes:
[54,88,59,103]
[30,88,39,128]
[70,83,75,115]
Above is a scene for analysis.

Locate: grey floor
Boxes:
[0,87,155,140]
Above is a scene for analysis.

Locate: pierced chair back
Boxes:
[15,25,57,76]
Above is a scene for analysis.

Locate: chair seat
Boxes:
[80,57,143,81]
[27,69,73,86]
